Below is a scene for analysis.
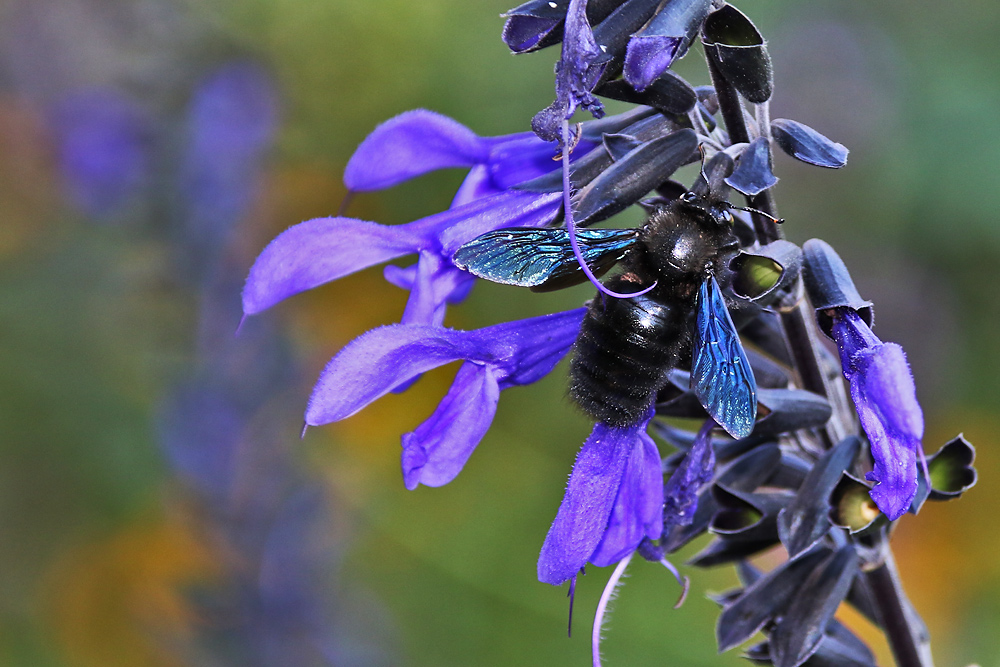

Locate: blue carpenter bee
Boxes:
[453,158,759,438]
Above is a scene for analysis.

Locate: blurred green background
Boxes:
[0,0,997,665]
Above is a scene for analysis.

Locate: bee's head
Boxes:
[677,190,736,229]
[678,150,737,228]
[680,149,784,230]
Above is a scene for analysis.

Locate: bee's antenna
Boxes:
[559,120,656,300]
[729,203,784,225]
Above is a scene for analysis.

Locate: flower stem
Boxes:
[863,542,934,667]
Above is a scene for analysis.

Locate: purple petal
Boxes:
[437,190,562,254]
[589,431,663,566]
[400,251,448,327]
[537,421,636,585]
[623,35,683,92]
[401,363,501,489]
[397,253,476,326]
[242,217,423,315]
[451,135,595,207]
[383,263,417,290]
[305,325,479,425]
[343,110,488,191]
[663,419,716,527]
[486,133,566,189]
[306,308,585,426]
[451,164,497,207]
[853,344,923,520]
[831,309,924,521]
[492,307,586,386]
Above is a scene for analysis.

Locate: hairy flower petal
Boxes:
[590,431,663,566]
[538,410,661,585]
[307,307,584,456]
[243,190,560,322]
[401,363,501,489]
[831,309,924,520]
[852,344,922,520]
[344,110,488,191]
[242,217,423,315]
[306,325,477,425]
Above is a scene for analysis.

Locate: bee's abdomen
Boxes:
[570,281,691,427]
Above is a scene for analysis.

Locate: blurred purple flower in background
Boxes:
[179,62,278,255]
[49,88,153,219]
[154,60,393,665]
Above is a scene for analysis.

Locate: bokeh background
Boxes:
[0,0,997,665]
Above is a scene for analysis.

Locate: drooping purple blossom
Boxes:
[304,309,586,489]
[532,0,607,143]
[830,308,924,521]
[242,189,561,326]
[663,418,717,527]
[537,409,663,586]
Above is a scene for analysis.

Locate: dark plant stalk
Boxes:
[704,46,836,447]
[863,538,935,667]
[705,41,932,666]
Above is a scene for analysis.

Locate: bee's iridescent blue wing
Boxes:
[691,276,757,438]
[453,227,639,292]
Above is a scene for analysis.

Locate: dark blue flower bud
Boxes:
[595,70,698,115]
[725,136,779,196]
[802,238,873,334]
[573,128,699,226]
[702,5,774,103]
[771,118,849,168]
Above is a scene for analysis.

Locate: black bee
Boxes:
[453,156,757,438]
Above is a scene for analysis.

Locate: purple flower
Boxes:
[830,308,925,521]
[622,0,712,92]
[243,189,561,326]
[623,34,684,92]
[305,308,586,489]
[532,0,607,143]
[537,409,663,585]
[663,418,717,527]
[343,109,595,206]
